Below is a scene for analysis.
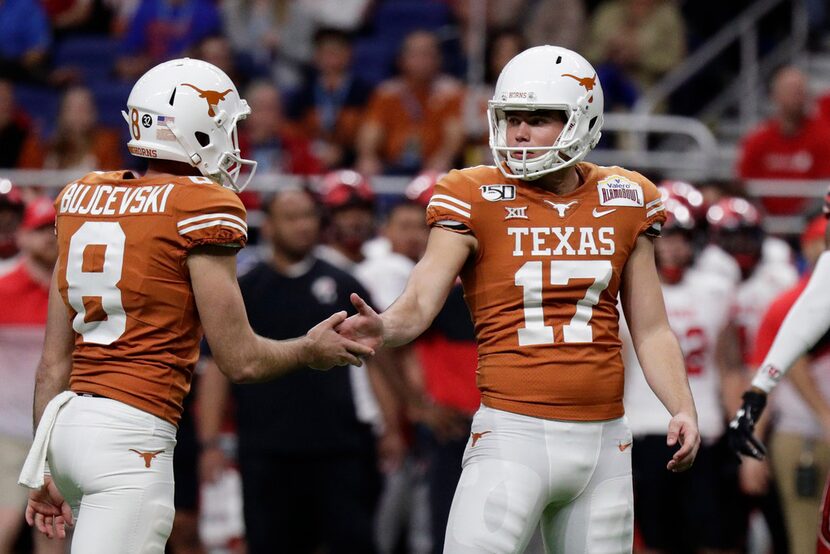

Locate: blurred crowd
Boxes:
[5,0,830,553]
[2,0,830,216]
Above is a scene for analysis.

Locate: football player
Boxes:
[711,197,797,552]
[315,169,377,270]
[17,58,374,554]
[623,188,741,551]
[730,195,830,554]
[338,45,700,553]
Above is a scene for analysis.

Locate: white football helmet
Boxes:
[122,58,257,191]
[488,46,604,180]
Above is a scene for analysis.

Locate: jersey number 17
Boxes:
[515,260,612,345]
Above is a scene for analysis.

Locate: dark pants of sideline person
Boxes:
[238,449,380,554]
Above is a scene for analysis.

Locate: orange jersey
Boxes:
[54,171,247,425]
[426,163,666,421]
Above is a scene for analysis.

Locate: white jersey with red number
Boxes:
[623,270,733,439]
[695,239,796,287]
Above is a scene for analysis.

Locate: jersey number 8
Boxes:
[66,221,127,345]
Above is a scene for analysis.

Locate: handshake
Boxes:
[304,293,384,369]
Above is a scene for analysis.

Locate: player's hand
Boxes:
[26,475,73,540]
[666,411,700,472]
[305,311,376,369]
[727,389,767,461]
[336,293,384,351]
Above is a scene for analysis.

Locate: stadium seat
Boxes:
[352,37,397,86]
[13,85,60,139]
[91,81,134,129]
[53,35,120,83]
[371,1,452,38]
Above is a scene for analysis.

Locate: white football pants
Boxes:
[443,405,634,554]
[47,396,177,554]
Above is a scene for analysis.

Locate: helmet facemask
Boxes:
[488,100,602,180]
[136,101,257,192]
[197,108,257,192]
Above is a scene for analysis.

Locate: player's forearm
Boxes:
[195,359,230,445]
[379,270,454,348]
[752,251,830,392]
[220,334,309,383]
[34,273,75,428]
[32,359,71,430]
[380,238,464,347]
[380,293,435,347]
[636,327,697,418]
[716,323,748,416]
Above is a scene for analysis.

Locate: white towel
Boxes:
[18,391,76,489]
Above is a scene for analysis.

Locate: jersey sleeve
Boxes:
[425,169,475,235]
[638,176,666,238]
[173,182,248,251]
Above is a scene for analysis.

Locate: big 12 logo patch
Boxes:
[480,184,516,202]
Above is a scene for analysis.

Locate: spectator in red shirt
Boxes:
[0,196,61,554]
[738,66,830,215]
[41,0,96,35]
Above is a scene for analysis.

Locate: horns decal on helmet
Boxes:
[561,73,597,102]
[180,83,233,116]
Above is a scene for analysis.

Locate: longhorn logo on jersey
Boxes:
[480,184,516,202]
[544,200,578,218]
[181,83,233,117]
[471,431,491,447]
[129,449,165,468]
